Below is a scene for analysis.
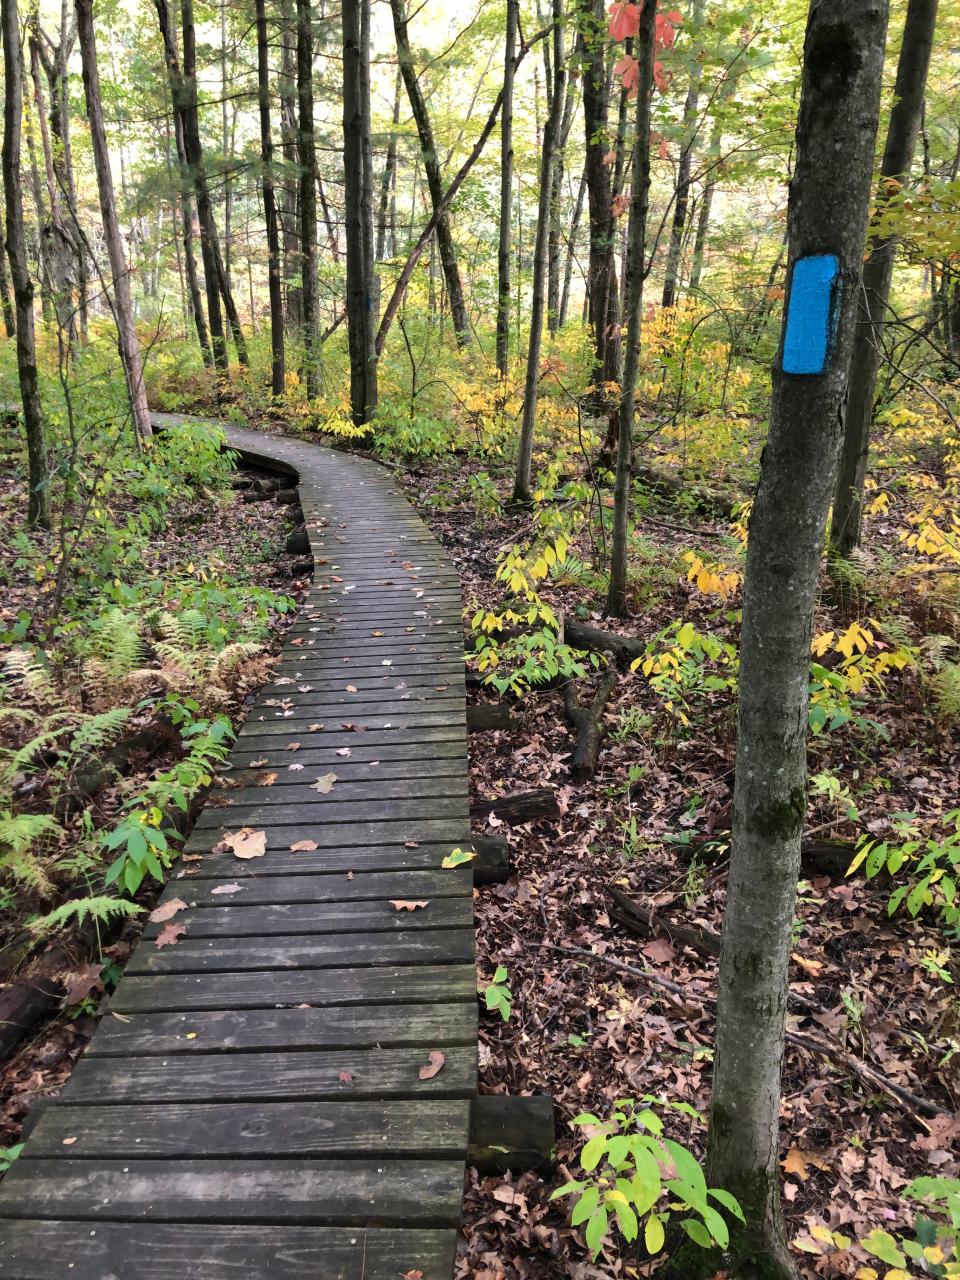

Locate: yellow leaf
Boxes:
[811,1225,834,1245]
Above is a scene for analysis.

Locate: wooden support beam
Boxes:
[468,1094,555,1174]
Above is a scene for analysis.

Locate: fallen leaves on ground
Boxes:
[148,898,188,924]
[216,828,267,860]
[155,923,188,949]
[419,1051,445,1080]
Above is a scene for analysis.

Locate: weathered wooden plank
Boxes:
[127,929,475,975]
[200,777,467,817]
[227,736,466,766]
[25,1100,470,1159]
[237,713,465,739]
[0,1159,465,1227]
[0,1221,457,1280]
[185,823,471,859]
[192,796,468,833]
[63,1044,478,1103]
[142,897,473,940]
[88,1002,478,1057]
[109,963,477,1013]
[173,843,465,881]
[215,757,464,787]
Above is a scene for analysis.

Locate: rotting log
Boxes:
[606,883,722,958]
[468,1094,555,1174]
[466,703,515,733]
[563,671,617,779]
[470,789,558,826]
[565,617,645,666]
[0,974,65,1061]
[472,836,511,886]
[286,524,310,555]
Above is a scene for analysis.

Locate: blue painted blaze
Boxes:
[782,253,840,375]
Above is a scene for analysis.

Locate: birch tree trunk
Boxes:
[390,0,471,348]
[75,0,153,443]
[513,0,566,505]
[2,0,49,526]
[255,0,285,396]
[830,0,938,556]
[699,6,889,1275]
[496,0,518,378]
[605,0,655,617]
[297,0,320,396]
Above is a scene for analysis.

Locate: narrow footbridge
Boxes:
[0,421,476,1278]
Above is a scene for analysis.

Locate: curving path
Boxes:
[0,418,475,1279]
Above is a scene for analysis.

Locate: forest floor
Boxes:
[0,456,307,1155]
[392,449,960,1279]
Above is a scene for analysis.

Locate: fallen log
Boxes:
[285,524,310,556]
[467,703,516,733]
[0,974,65,1062]
[631,462,741,519]
[563,672,617,779]
[471,789,558,826]
[469,1094,555,1174]
[472,836,512,886]
[605,883,721,957]
[565,618,646,666]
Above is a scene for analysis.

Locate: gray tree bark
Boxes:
[496,0,518,377]
[296,0,320,396]
[701,5,889,1275]
[513,0,566,505]
[390,0,471,347]
[343,0,378,425]
[661,0,705,309]
[2,0,49,525]
[558,163,586,327]
[278,0,301,329]
[75,0,153,443]
[375,69,402,262]
[605,0,656,617]
[255,0,284,396]
[830,0,938,556]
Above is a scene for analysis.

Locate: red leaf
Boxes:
[608,0,643,41]
[155,922,188,949]
[418,1051,445,1080]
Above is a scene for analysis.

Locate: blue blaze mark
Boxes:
[782,254,840,375]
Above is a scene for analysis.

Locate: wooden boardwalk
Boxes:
[0,422,476,1279]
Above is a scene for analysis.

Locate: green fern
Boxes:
[932,661,960,723]
[66,707,132,760]
[1,647,60,710]
[0,812,62,895]
[0,715,77,788]
[82,610,145,687]
[29,895,143,935]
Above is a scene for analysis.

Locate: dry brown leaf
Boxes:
[155,922,188,949]
[338,1070,353,1083]
[311,773,338,794]
[63,963,103,1006]
[291,840,320,852]
[221,828,267,860]
[418,1051,445,1080]
[346,684,358,693]
[258,772,278,787]
[391,900,429,912]
[149,897,188,924]
[211,883,243,896]
[337,748,352,757]
[285,742,302,751]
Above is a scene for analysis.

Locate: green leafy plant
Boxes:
[856,1176,960,1279]
[550,1097,743,1260]
[847,809,960,934]
[480,965,513,1021]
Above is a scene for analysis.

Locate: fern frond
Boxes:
[0,716,80,786]
[66,708,133,761]
[0,812,62,896]
[29,895,143,935]
[210,642,262,684]
[1,647,60,710]
[82,610,145,690]
[931,661,960,724]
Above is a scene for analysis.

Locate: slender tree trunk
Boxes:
[0,231,15,336]
[359,0,377,393]
[390,0,471,347]
[687,119,720,295]
[278,0,301,329]
[605,0,655,617]
[75,0,152,442]
[559,164,586,327]
[496,0,518,377]
[297,0,319,395]
[343,0,378,425]
[219,0,232,294]
[580,0,619,392]
[21,72,53,326]
[2,0,49,526]
[547,59,578,333]
[699,6,889,1275]
[513,0,566,504]
[661,0,704,308]
[256,0,284,396]
[830,0,938,557]
[376,69,402,261]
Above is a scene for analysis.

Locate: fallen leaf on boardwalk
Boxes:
[258,772,278,787]
[371,630,384,636]
[211,883,243,896]
[419,1051,445,1080]
[63,963,104,1006]
[337,748,352,757]
[782,1147,830,1182]
[62,1136,77,1146]
[149,898,188,924]
[291,840,319,852]
[403,1272,424,1280]
[442,847,476,869]
[309,723,325,732]
[285,742,301,751]
[291,637,304,646]
[219,828,267,860]
[402,561,414,570]
[339,1070,353,1083]
[311,773,337,794]
[251,758,268,767]
[346,684,358,693]
[404,840,420,848]
[289,763,304,771]
[155,922,188,949]
[391,900,429,911]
